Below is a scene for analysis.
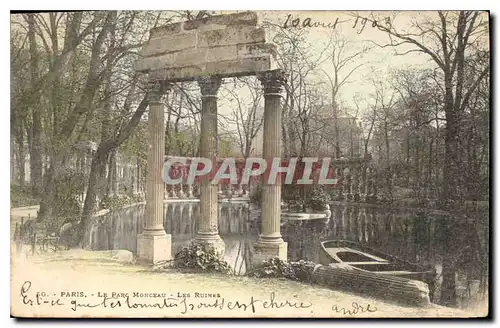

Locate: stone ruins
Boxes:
[135,11,287,265]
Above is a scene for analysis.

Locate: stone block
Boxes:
[183,11,257,31]
[145,54,278,81]
[205,45,238,63]
[141,32,197,57]
[147,65,207,81]
[237,43,277,57]
[134,53,176,72]
[206,56,274,76]
[197,26,266,48]
[136,232,172,264]
[253,240,287,265]
[149,22,184,39]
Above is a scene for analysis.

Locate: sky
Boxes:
[215,10,489,121]
[215,10,438,121]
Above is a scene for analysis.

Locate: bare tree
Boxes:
[220,77,264,159]
[357,11,489,205]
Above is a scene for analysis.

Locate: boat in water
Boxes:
[319,240,436,285]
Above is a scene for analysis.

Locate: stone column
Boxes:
[136,80,172,264]
[193,76,225,255]
[254,70,287,264]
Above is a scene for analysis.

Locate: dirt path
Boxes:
[10,249,487,318]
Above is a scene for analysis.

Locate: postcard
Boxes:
[10,10,490,318]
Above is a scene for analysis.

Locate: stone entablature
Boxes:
[134,11,278,81]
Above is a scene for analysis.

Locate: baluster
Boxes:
[186,184,194,198]
[365,167,372,202]
[193,184,200,198]
[177,184,185,199]
[224,184,232,198]
[360,166,368,202]
[336,167,343,200]
[353,165,360,202]
[346,168,353,201]
[372,169,379,202]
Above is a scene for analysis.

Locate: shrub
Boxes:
[247,258,316,282]
[174,244,232,274]
[10,185,41,208]
[306,187,331,211]
[282,184,305,212]
[99,195,133,210]
[53,169,86,216]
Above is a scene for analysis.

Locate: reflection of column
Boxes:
[193,76,225,255]
[179,203,185,233]
[353,206,360,241]
[360,207,367,243]
[187,204,193,235]
[136,80,172,264]
[254,70,287,264]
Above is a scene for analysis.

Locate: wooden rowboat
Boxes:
[319,240,436,285]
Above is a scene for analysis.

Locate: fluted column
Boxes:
[136,80,172,264]
[193,76,225,255]
[253,70,287,264]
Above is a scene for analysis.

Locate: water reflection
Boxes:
[84,201,488,308]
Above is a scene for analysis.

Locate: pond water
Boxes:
[84,201,488,308]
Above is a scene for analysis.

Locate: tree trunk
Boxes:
[27,14,43,195]
[107,150,118,197]
[79,148,107,248]
[442,88,460,206]
[13,123,26,186]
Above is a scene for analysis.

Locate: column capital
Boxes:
[257,69,287,95]
[197,76,222,98]
[145,79,172,103]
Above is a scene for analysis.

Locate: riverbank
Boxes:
[10,248,487,318]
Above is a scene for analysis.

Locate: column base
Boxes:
[192,234,225,257]
[136,231,172,265]
[253,239,288,266]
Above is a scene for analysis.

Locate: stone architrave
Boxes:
[134,11,278,82]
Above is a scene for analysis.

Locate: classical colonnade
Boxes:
[137,70,287,264]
